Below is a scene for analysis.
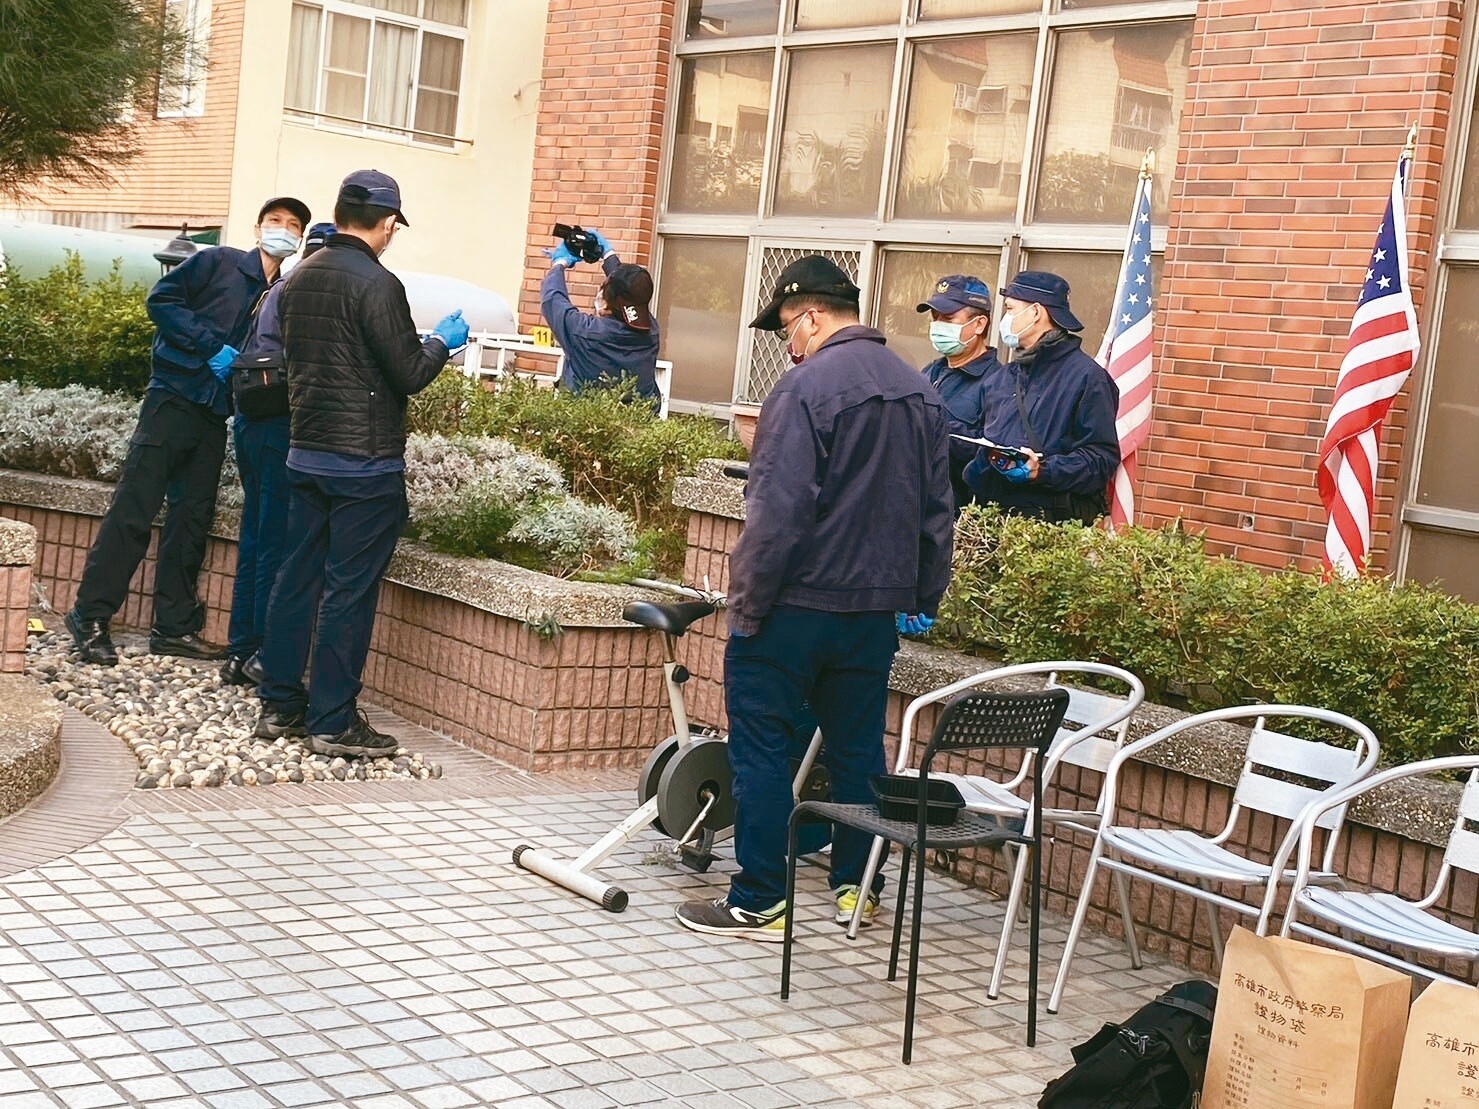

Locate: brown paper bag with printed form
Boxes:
[1391,980,1479,1107]
[1201,927,1412,1109]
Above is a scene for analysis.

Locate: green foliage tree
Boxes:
[0,0,188,194]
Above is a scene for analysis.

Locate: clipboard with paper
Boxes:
[950,434,1033,464]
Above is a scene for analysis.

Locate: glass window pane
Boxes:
[362,0,417,14]
[876,248,1002,369]
[1035,21,1192,223]
[324,14,370,120]
[415,33,461,140]
[656,237,750,406]
[795,0,900,31]
[1018,250,1122,360]
[774,45,895,219]
[1405,528,1479,603]
[285,3,322,112]
[367,22,415,129]
[894,34,1035,221]
[921,0,1037,16]
[669,53,773,215]
[423,0,466,25]
[1060,0,1161,7]
[1457,95,1479,227]
[1414,267,1479,514]
[685,0,780,39]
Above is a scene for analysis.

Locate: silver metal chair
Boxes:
[1048,705,1380,1014]
[847,662,1145,1002]
[1275,755,1479,982]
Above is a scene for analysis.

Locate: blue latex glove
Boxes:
[589,228,614,256]
[208,345,238,382]
[432,310,470,351]
[896,613,935,637]
[992,453,1033,484]
[545,243,580,268]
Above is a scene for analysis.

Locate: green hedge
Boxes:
[938,507,1479,766]
[408,374,744,575]
[0,255,153,394]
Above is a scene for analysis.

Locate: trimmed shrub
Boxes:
[407,373,743,574]
[0,256,153,394]
[939,506,1479,765]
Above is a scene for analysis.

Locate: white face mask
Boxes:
[1000,304,1035,349]
[594,296,607,316]
[259,227,301,259]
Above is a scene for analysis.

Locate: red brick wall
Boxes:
[518,0,676,329]
[1141,0,1464,571]
[1,562,30,673]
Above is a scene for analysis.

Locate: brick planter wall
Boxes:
[0,519,36,674]
[0,473,671,772]
[674,468,1479,982]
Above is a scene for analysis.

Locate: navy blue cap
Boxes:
[258,196,311,229]
[917,274,993,315]
[337,169,409,227]
[303,222,336,257]
[1003,270,1083,332]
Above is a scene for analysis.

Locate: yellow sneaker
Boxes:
[834,884,879,927]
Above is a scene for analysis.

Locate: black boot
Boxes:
[65,609,118,666]
[149,630,226,660]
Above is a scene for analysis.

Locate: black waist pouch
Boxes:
[231,354,289,419]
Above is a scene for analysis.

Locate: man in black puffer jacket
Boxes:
[254,170,470,759]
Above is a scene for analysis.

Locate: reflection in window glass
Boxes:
[669,54,773,215]
[1035,21,1191,223]
[920,0,1037,16]
[877,249,1002,368]
[1017,250,1122,359]
[895,35,1035,221]
[685,0,780,39]
[1457,96,1479,227]
[656,237,750,406]
[1405,528,1479,603]
[1414,267,1479,514]
[775,45,896,218]
[795,0,900,31]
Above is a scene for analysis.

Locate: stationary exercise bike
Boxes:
[512,579,829,912]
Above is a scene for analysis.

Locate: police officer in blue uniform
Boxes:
[917,273,1001,511]
[540,230,660,403]
[675,256,955,942]
[65,196,311,666]
[964,271,1120,523]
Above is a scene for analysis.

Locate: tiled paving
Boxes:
[0,706,1177,1108]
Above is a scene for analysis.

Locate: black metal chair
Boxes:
[780,687,1070,1064]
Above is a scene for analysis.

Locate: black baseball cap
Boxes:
[337,169,410,227]
[750,255,860,332]
[918,274,993,315]
[257,196,311,228]
[1003,270,1084,332]
[604,264,654,331]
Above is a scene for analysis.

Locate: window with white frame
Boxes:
[157,0,211,118]
[285,0,468,147]
[654,0,1195,411]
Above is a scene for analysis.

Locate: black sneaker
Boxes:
[149,631,226,660]
[307,710,398,759]
[675,897,787,942]
[254,707,306,739]
[64,609,117,666]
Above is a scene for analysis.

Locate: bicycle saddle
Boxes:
[621,601,717,636]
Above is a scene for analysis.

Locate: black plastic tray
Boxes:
[871,774,966,825]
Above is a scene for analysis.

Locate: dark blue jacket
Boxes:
[540,255,660,399]
[727,326,955,637]
[923,348,1001,509]
[240,279,284,361]
[146,246,271,417]
[963,331,1120,520]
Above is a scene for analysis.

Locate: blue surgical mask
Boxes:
[260,228,301,259]
[1000,306,1033,350]
[929,321,970,357]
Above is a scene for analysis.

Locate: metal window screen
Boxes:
[737,246,862,404]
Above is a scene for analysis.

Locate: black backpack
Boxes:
[1038,980,1218,1109]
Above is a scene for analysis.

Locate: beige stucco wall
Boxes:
[223,0,545,306]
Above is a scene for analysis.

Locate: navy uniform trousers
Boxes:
[724,605,896,912]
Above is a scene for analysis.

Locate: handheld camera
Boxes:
[551,223,604,265]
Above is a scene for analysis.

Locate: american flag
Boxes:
[1096,167,1156,529]
[1317,149,1419,578]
